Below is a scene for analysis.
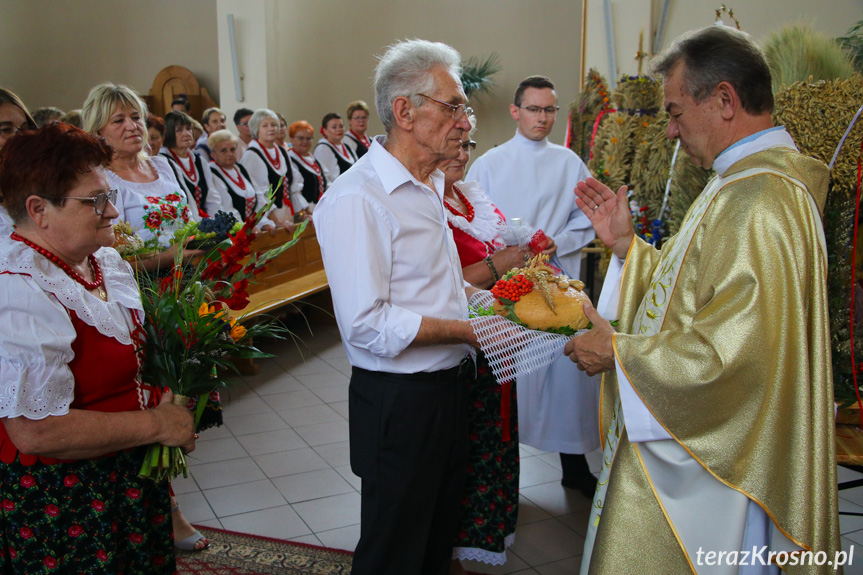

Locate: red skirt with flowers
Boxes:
[452,352,519,562]
[0,447,175,574]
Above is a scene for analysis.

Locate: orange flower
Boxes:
[197,303,211,317]
[229,319,246,341]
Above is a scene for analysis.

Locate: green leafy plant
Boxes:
[461,53,502,99]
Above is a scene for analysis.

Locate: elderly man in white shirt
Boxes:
[314,39,480,575]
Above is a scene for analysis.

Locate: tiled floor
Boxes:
[174,315,863,574]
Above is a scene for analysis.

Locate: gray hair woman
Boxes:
[238,108,309,230]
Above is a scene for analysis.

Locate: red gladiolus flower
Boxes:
[126,488,141,499]
[20,475,35,488]
[68,525,84,537]
[44,504,59,516]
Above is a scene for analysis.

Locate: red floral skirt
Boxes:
[0,447,175,574]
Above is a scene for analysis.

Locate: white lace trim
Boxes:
[0,241,143,345]
[452,532,516,565]
[445,180,506,249]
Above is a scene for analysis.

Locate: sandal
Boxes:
[172,503,210,551]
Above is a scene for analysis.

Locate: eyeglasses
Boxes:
[517,105,560,116]
[418,94,474,120]
[461,140,477,150]
[41,189,118,216]
[237,121,250,127]
[351,115,369,121]
[0,122,30,139]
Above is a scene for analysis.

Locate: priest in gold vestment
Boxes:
[566,26,841,574]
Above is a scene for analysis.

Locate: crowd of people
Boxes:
[0,23,843,575]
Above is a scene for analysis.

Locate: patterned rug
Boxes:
[175,526,352,575]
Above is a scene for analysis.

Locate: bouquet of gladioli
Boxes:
[137,198,306,481]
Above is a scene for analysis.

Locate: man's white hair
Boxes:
[374,39,462,133]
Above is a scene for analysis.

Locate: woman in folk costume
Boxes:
[239,108,310,231]
[160,111,222,218]
[441,130,552,573]
[288,121,330,207]
[314,112,357,183]
[0,123,197,573]
[208,129,276,232]
[343,100,372,159]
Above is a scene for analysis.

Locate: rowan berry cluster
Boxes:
[491,274,533,302]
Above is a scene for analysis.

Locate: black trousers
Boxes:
[349,359,471,575]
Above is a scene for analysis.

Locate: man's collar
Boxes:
[369,135,445,197]
[712,127,797,176]
[514,129,549,149]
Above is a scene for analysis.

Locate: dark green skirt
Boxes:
[453,352,519,563]
[0,447,175,574]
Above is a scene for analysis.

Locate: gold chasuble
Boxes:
[586,147,840,574]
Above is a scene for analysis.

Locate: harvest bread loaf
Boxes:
[490,255,591,334]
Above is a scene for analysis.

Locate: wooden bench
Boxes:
[227,225,329,321]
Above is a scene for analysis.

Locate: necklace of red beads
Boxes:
[168,148,198,183]
[257,140,282,170]
[218,164,246,190]
[443,184,474,222]
[11,232,106,298]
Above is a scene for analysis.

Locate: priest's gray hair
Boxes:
[651,25,773,114]
[375,39,462,133]
[249,109,279,139]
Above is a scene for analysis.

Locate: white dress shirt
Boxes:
[313,136,469,373]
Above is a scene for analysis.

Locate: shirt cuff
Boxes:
[367,306,423,358]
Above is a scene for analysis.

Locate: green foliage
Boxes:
[461,53,502,99]
[838,20,863,73]
[763,24,857,92]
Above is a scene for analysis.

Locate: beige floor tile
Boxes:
[219,505,312,540]
[203,479,287,517]
[253,447,330,478]
[272,468,354,503]
[293,492,361,532]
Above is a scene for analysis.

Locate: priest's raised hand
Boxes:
[574,177,633,259]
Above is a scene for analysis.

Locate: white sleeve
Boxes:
[202,162,224,215]
[313,194,422,358]
[314,145,339,185]
[208,168,243,222]
[288,161,311,212]
[239,152,270,197]
[0,275,76,419]
[165,160,202,222]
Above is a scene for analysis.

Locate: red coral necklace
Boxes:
[168,149,198,183]
[11,232,106,298]
[444,184,474,222]
[256,140,282,170]
[218,165,246,191]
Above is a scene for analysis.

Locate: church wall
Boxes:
[0,0,219,114]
